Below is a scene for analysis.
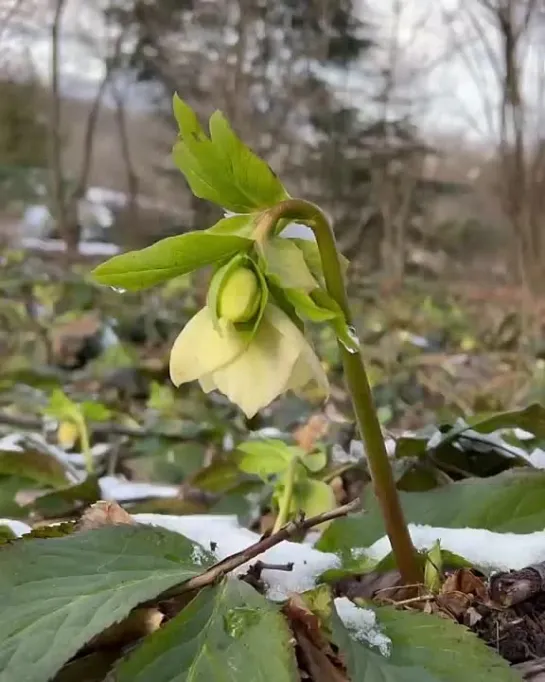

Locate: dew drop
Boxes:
[109,286,126,294]
[340,325,360,353]
[223,607,261,638]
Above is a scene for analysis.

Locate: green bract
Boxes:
[172,93,290,213]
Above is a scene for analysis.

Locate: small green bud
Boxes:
[218,267,261,323]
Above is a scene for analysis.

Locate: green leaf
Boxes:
[0,524,215,682]
[190,460,245,494]
[331,602,519,682]
[438,403,545,448]
[81,402,112,422]
[44,388,81,423]
[29,475,101,518]
[0,449,70,488]
[283,288,338,323]
[293,479,336,519]
[259,238,318,292]
[300,448,327,473]
[172,95,289,213]
[287,237,349,283]
[209,111,289,209]
[234,440,295,479]
[206,214,259,238]
[0,476,29,517]
[117,579,298,682]
[91,233,252,291]
[317,470,545,553]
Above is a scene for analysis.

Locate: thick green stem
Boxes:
[256,199,422,585]
[272,456,297,533]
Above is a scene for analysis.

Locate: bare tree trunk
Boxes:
[112,84,139,232]
[48,0,74,252]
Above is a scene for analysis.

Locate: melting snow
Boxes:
[334,597,391,657]
[0,519,32,537]
[365,524,545,573]
[99,477,179,502]
[132,513,340,601]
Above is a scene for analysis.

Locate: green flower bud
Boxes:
[218,267,261,323]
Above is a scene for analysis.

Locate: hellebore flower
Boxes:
[169,263,328,417]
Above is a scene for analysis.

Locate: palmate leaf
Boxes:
[0,524,214,682]
[172,94,289,213]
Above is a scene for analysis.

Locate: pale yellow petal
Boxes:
[169,307,246,386]
[287,345,329,396]
[198,374,216,393]
[209,308,301,417]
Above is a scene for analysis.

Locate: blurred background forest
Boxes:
[2,0,545,430]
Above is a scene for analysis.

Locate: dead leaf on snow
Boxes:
[76,500,135,531]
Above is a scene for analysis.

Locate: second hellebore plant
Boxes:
[91,94,422,584]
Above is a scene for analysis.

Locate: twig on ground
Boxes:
[152,498,363,602]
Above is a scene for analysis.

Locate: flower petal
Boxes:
[208,306,304,417]
[169,306,247,386]
[287,344,329,396]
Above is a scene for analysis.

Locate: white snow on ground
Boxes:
[364,524,545,573]
[99,476,179,502]
[133,513,340,601]
[0,519,32,536]
[334,596,391,657]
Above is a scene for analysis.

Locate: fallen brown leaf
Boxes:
[76,500,135,531]
[294,414,329,452]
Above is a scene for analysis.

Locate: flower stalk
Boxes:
[255,198,422,585]
[272,455,297,534]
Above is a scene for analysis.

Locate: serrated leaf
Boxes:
[234,440,295,479]
[317,470,545,553]
[91,233,252,291]
[331,602,519,682]
[172,95,288,213]
[259,238,318,292]
[117,579,298,682]
[0,524,215,682]
[209,110,289,210]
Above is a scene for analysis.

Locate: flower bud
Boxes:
[218,267,261,323]
[57,420,79,449]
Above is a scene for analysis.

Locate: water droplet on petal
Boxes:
[109,286,126,294]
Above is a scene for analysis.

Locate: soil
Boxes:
[334,562,545,681]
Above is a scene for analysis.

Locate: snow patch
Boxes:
[133,513,340,601]
[334,596,391,657]
[0,519,32,537]
[99,476,179,502]
[365,524,545,573]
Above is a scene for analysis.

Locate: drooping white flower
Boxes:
[169,304,328,418]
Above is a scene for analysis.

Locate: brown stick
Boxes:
[490,563,545,607]
[152,498,363,602]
